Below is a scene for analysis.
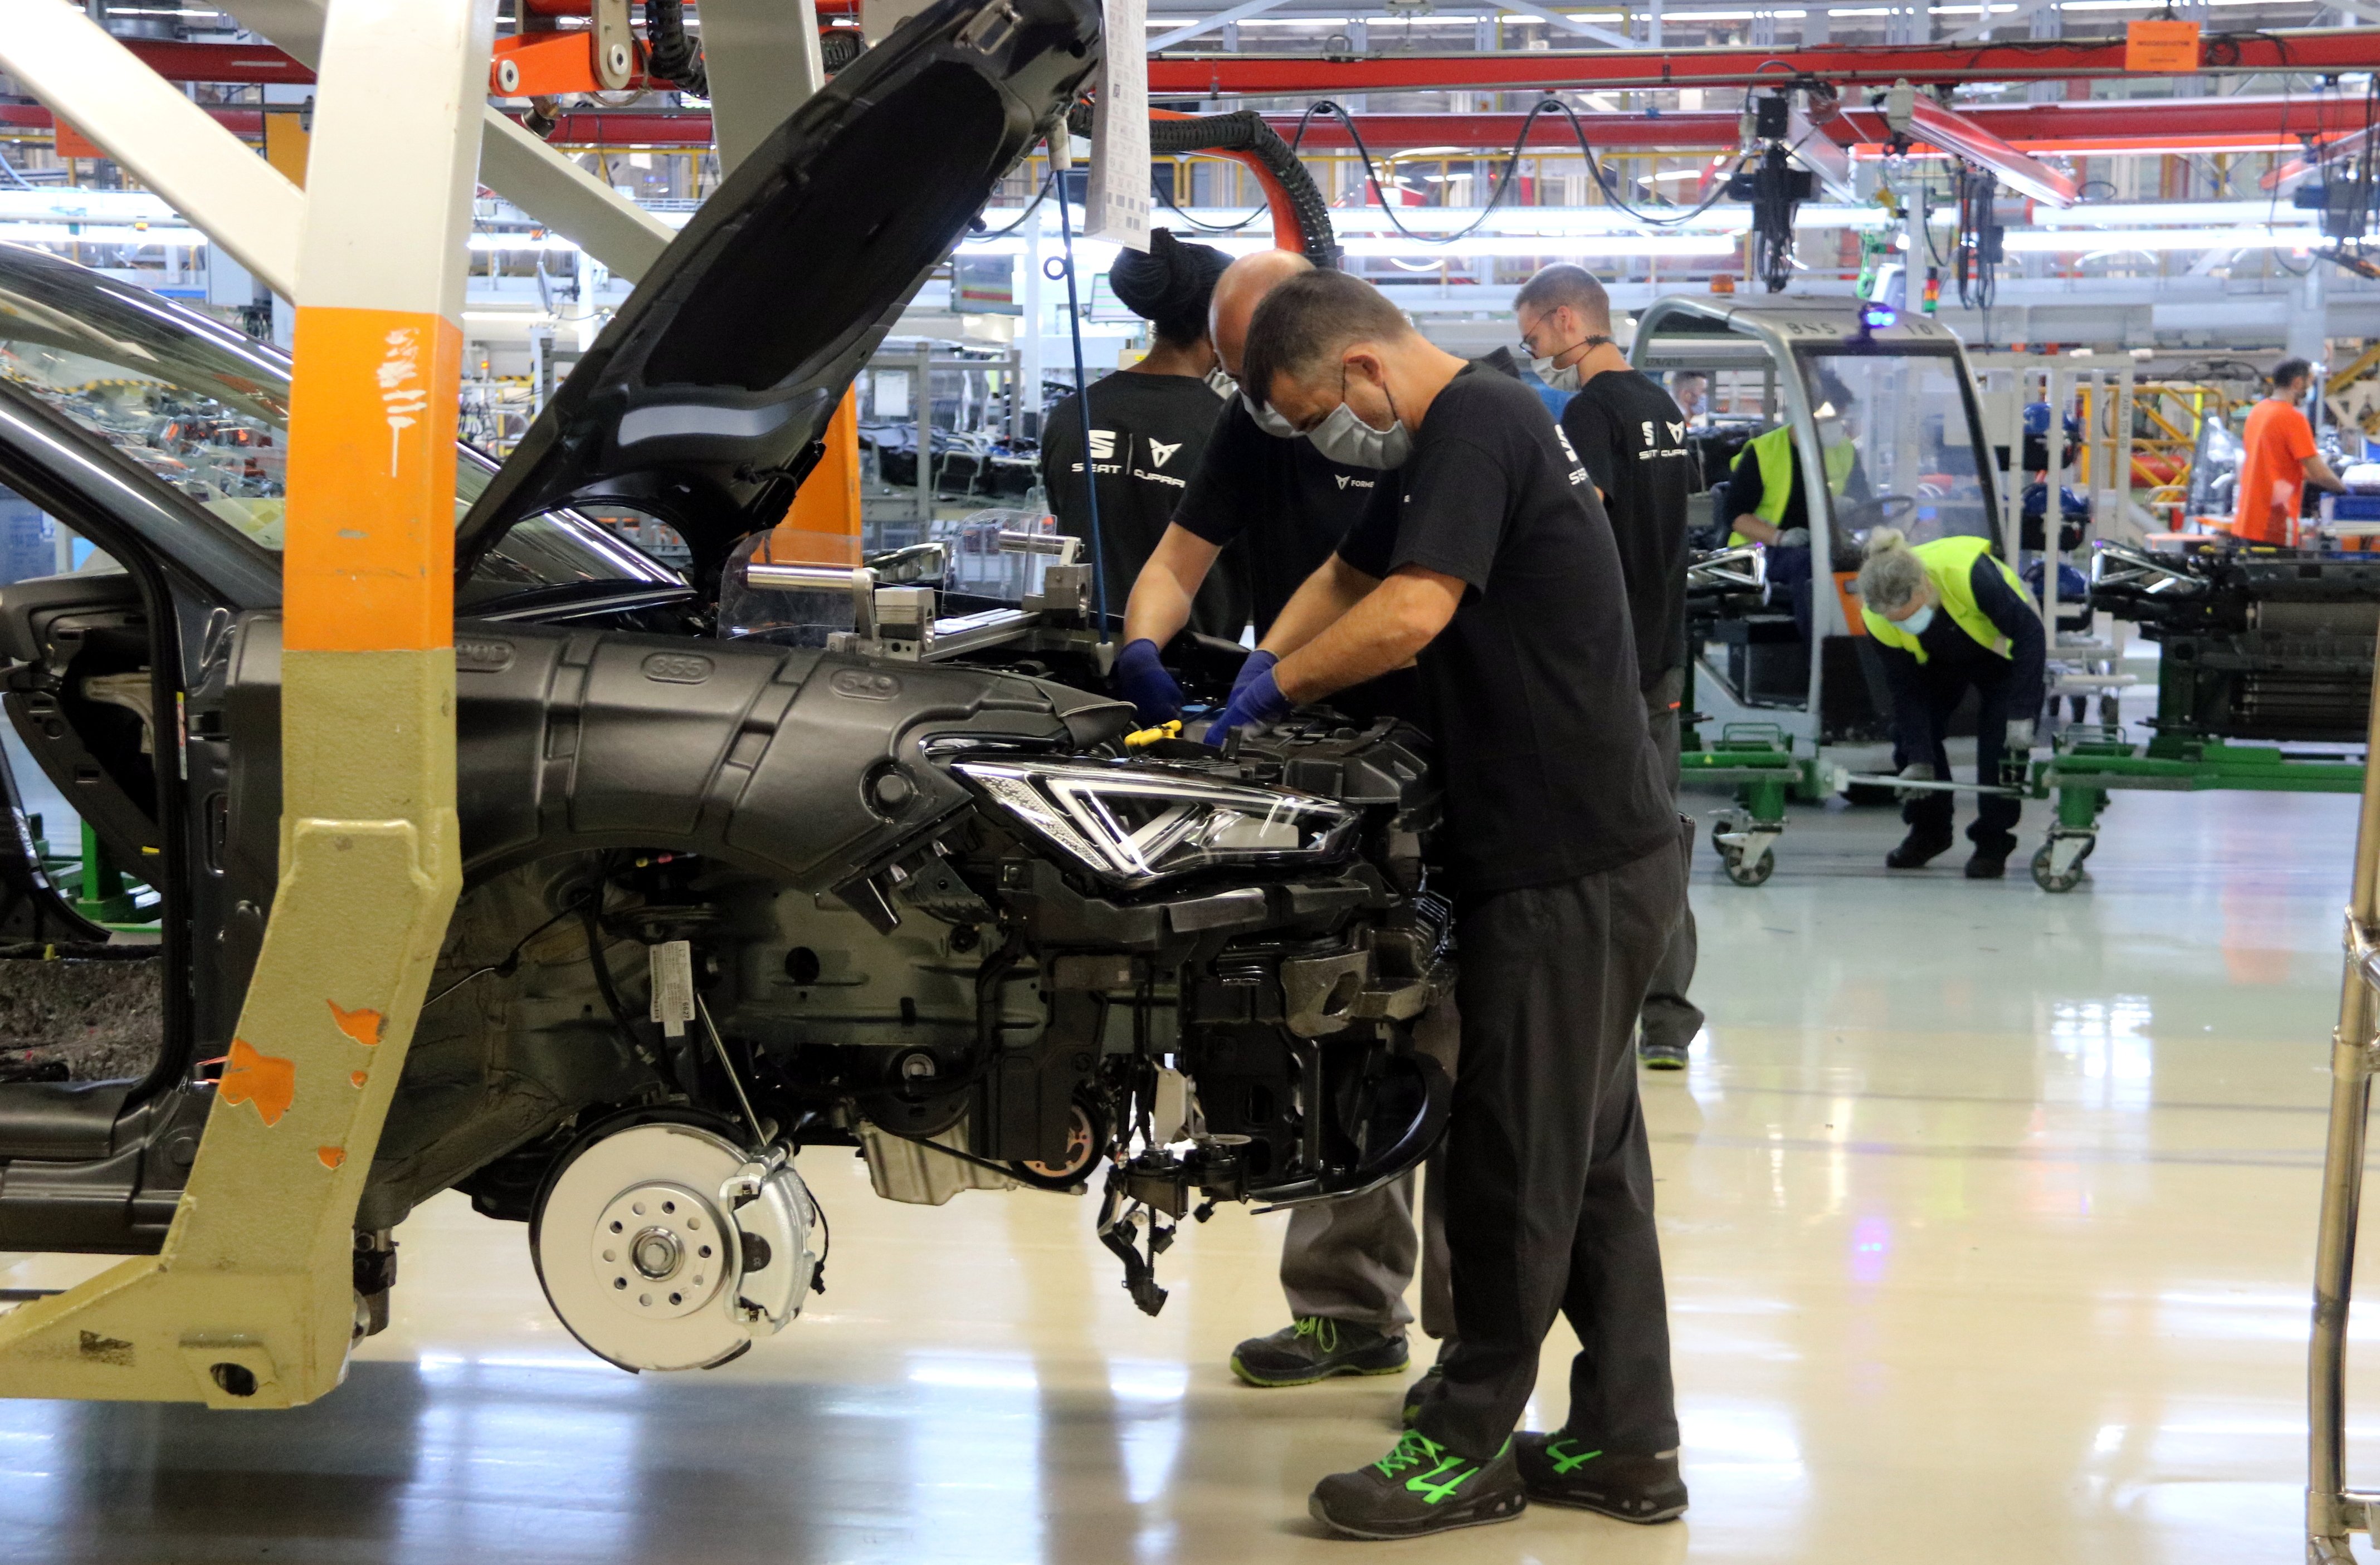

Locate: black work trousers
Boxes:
[1639,666,1703,1054]
[1415,839,1687,1460]
[1896,661,2022,857]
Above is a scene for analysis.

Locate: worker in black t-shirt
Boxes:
[1111,248,1398,723]
[1114,247,1453,1403]
[1041,229,1248,638]
[1519,263,1703,1075]
[1217,269,1687,1542]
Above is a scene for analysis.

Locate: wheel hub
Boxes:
[589,1182,724,1320]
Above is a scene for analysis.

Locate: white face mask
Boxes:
[1534,359,1583,393]
[1899,602,1937,637]
[1306,390,1411,469]
[1525,332,1609,396]
[1242,392,1299,439]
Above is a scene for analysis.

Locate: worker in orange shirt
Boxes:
[2232,358,2346,549]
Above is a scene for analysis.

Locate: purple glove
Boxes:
[1113,638,1184,725]
[1209,662,1292,742]
[1230,648,1277,701]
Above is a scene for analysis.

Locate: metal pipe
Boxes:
[2306,624,2380,1560]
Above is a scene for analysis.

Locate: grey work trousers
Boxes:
[1638,666,1705,1054]
[1278,992,1459,1339]
[1413,842,1688,1461]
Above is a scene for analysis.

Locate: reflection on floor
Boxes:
[0,788,2363,1564]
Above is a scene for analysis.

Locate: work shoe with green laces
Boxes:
[1308,1430,1526,1540]
[1229,1316,1408,1387]
[1514,1434,1689,1523]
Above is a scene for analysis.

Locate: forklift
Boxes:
[1633,294,2014,884]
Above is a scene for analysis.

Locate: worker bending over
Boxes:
[1216,268,1688,1541]
[1856,527,2046,879]
[1517,262,1702,1072]
[2232,356,2345,551]
[1040,228,1247,635]
[1114,247,1452,1395]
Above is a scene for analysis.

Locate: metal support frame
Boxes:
[220,0,672,282]
[0,4,303,296]
[0,0,487,1408]
[2313,648,2380,1553]
[703,0,828,174]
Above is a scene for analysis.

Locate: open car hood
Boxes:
[456,0,1098,584]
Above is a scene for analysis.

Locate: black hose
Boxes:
[643,0,709,97]
[1068,104,1340,267]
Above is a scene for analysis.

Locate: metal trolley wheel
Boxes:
[2030,835,2096,894]
[1721,848,1776,887]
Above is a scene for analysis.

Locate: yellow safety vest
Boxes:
[1727,426,1857,546]
[1860,535,2026,663]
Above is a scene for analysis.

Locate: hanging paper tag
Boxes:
[649,940,696,1039]
[1084,0,1150,251]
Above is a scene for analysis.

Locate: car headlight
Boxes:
[952,759,1357,886]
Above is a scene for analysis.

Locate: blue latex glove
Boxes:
[1209,663,1292,742]
[1113,638,1184,725]
[1230,648,1277,701]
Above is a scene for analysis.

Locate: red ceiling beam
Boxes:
[118,38,315,85]
[105,28,2380,95]
[0,102,265,135]
[1149,29,2380,94]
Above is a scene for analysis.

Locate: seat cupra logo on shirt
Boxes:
[1147,438,1183,466]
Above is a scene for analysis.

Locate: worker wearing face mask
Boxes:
[1113,249,1511,1400]
[1214,266,1686,1543]
[1855,526,2046,878]
[1041,228,1247,637]
[1113,251,1520,729]
[1720,371,1868,550]
[1516,263,1701,1074]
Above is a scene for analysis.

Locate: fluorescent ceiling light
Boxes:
[0,224,202,247]
[1998,226,2316,252]
[1338,233,1738,257]
[466,233,586,251]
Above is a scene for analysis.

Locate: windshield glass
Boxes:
[1797,350,1996,547]
[0,249,679,597]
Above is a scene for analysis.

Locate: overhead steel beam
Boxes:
[1143,28,2380,93]
[216,0,671,281]
[0,5,303,295]
[1489,1,1637,51]
[1940,0,2061,43]
[1148,0,1299,54]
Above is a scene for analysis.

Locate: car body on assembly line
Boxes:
[0,0,1451,1377]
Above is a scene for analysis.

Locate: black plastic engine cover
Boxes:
[212,615,1133,1038]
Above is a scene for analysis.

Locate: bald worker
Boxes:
[1111,251,1451,1396]
[1112,251,1406,722]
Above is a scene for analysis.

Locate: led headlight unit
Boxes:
[953,759,1357,886]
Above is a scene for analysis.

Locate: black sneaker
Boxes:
[1963,849,2008,880]
[1231,1316,1408,1388]
[1400,1363,1443,1427]
[1885,829,1954,869]
[1514,1434,1689,1523]
[1639,1039,1690,1070]
[1309,1431,1526,1540]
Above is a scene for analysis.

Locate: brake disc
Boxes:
[531,1121,820,1372]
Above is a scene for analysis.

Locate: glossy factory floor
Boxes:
[0,788,2367,1564]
